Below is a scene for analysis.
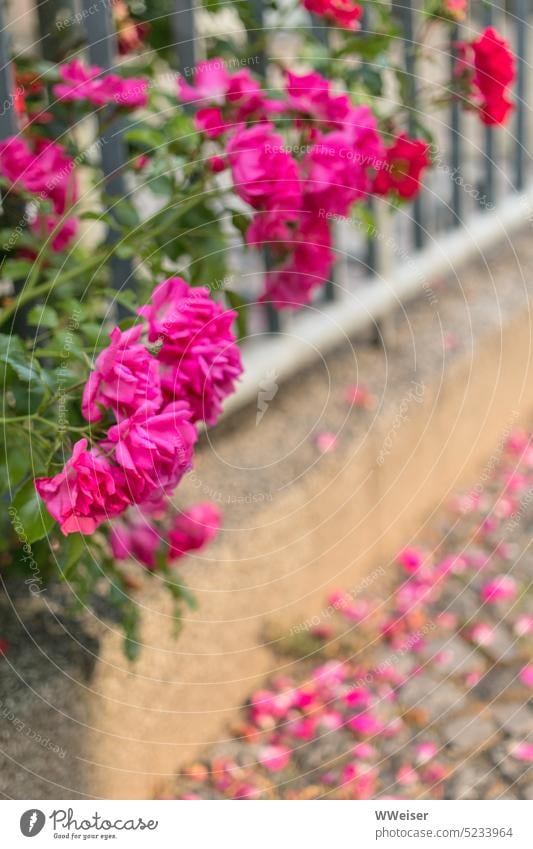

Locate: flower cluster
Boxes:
[36,279,242,565]
[179,62,430,308]
[0,136,78,251]
[54,59,148,109]
[458,27,515,125]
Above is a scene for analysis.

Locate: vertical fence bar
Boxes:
[172,0,197,76]
[482,2,495,206]
[0,0,16,139]
[449,22,463,226]
[514,0,527,191]
[83,0,133,302]
[248,0,281,332]
[309,16,335,302]
[392,0,424,250]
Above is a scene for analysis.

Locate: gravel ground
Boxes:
[170,425,533,800]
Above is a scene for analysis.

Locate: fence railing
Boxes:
[0,1,531,372]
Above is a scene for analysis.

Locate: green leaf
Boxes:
[11,478,56,544]
[27,305,58,328]
[225,290,248,341]
[0,334,47,415]
[58,533,86,580]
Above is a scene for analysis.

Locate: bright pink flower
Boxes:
[104,401,197,504]
[312,660,347,687]
[287,716,317,740]
[258,744,291,772]
[397,547,424,574]
[227,123,302,213]
[260,213,333,308]
[82,325,162,423]
[373,134,431,200]
[35,439,130,535]
[519,665,533,687]
[303,110,382,215]
[344,688,372,710]
[510,742,533,762]
[480,575,517,604]
[348,711,383,736]
[110,509,160,569]
[194,107,229,138]
[54,59,148,108]
[285,71,351,128]
[303,0,363,30]
[168,502,221,560]
[139,277,242,425]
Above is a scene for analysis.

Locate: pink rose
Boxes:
[110,509,160,570]
[169,502,221,560]
[82,325,162,423]
[54,59,148,108]
[104,401,197,505]
[35,439,130,535]
[227,123,302,213]
[139,277,242,425]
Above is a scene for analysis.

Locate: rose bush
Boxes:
[0,1,515,655]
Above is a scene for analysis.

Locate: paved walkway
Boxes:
[171,429,533,800]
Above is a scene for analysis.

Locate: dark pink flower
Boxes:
[227,123,302,213]
[260,212,333,308]
[169,502,221,560]
[54,59,148,108]
[286,71,352,128]
[82,325,162,423]
[110,509,160,569]
[303,108,383,215]
[35,439,130,535]
[104,401,197,505]
[138,277,242,425]
[178,59,268,126]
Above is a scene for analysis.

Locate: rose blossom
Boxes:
[303,0,362,30]
[110,509,160,569]
[373,134,431,200]
[35,439,130,535]
[227,123,302,213]
[138,277,242,425]
[104,401,197,505]
[168,502,221,561]
[471,27,515,125]
[54,59,148,108]
[480,575,517,604]
[82,325,162,423]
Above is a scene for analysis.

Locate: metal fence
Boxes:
[0,0,530,346]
